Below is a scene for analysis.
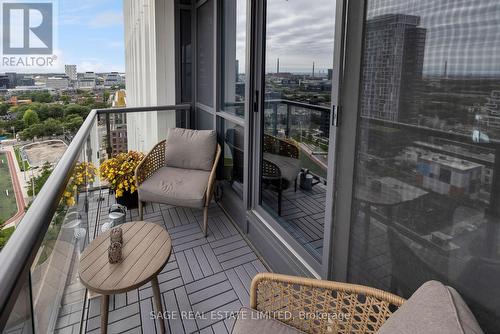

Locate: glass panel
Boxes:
[197,108,214,130]
[196,0,214,107]
[3,276,33,334]
[259,0,335,261]
[220,118,245,199]
[30,116,99,333]
[220,0,246,117]
[348,0,500,331]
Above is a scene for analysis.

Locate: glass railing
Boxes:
[263,99,330,179]
[0,104,191,333]
[260,99,330,261]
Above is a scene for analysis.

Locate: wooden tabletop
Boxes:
[79,221,172,295]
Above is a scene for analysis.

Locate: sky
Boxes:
[57,0,124,73]
[264,0,335,74]
[367,0,500,76]
[0,0,125,73]
[231,0,336,75]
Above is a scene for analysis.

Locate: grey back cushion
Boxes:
[165,128,217,171]
[377,280,484,334]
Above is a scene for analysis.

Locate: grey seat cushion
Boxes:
[377,281,484,334]
[263,153,301,183]
[231,307,306,334]
[138,167,210,208]
[165,128,217,171]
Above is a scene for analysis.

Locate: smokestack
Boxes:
[312,61,315,77]
[277,58,280,74]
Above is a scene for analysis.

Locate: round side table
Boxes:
[79,221,171,334]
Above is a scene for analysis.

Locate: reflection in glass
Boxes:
[196,0,214,107]
[259,0,335,261]
[196,108,214,130]
[221,120,245,198]
[221,0,246,117]
[348,0,500,331]
[180,8,192,103]
[3,277,33,334]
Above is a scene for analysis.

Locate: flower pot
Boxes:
[115,191,139,209]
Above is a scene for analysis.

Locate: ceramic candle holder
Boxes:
[110,227,123,244]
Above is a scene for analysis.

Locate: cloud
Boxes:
[88,11,123,28]
[78,60,124,73]
[263,0,336,73]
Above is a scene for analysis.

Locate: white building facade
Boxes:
[123,0,177,152]
[64,65,77,81]
[46,77,69,90]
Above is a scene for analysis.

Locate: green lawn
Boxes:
[0,153,18,222]
[0,226,15,250]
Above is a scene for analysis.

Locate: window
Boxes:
[196,0,214,107]
[220,0,246,117]
[347,1,500,331]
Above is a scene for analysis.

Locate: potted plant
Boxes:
[99,151,144,208]
[63,161,98,207]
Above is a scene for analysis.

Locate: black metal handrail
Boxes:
[0,104,191,331]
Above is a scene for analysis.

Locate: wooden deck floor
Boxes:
[262,183,326,260]
[54,189,268,334]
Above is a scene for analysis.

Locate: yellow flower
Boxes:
[66,197,75,207]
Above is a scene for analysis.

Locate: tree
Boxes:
[103,90,111,103]
[63,114,83,133]
[64,104,90,118]
[41,118,63,136]
[22,109,39,127]
[0,103,9,116]
[60,95,71,104]
[27,162,53,196]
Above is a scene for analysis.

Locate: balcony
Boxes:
[0,103,325,333]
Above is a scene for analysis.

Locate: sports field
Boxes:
[0,153,18,223]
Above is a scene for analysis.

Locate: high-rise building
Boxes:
[65,65,77,81]
[360,14,426,122]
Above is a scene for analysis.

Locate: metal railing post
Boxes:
[285,103,291,137]
[105,113,112,158]
[272,103,278,136]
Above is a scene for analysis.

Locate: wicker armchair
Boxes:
[248,273,405,334]
[135,137,221,236]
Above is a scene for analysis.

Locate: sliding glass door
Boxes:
[216,0,248,225]
[333,0,500,331]
[254,0,337,268]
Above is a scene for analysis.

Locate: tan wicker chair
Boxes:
[134,139,221,236]
[249,273,406,334]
